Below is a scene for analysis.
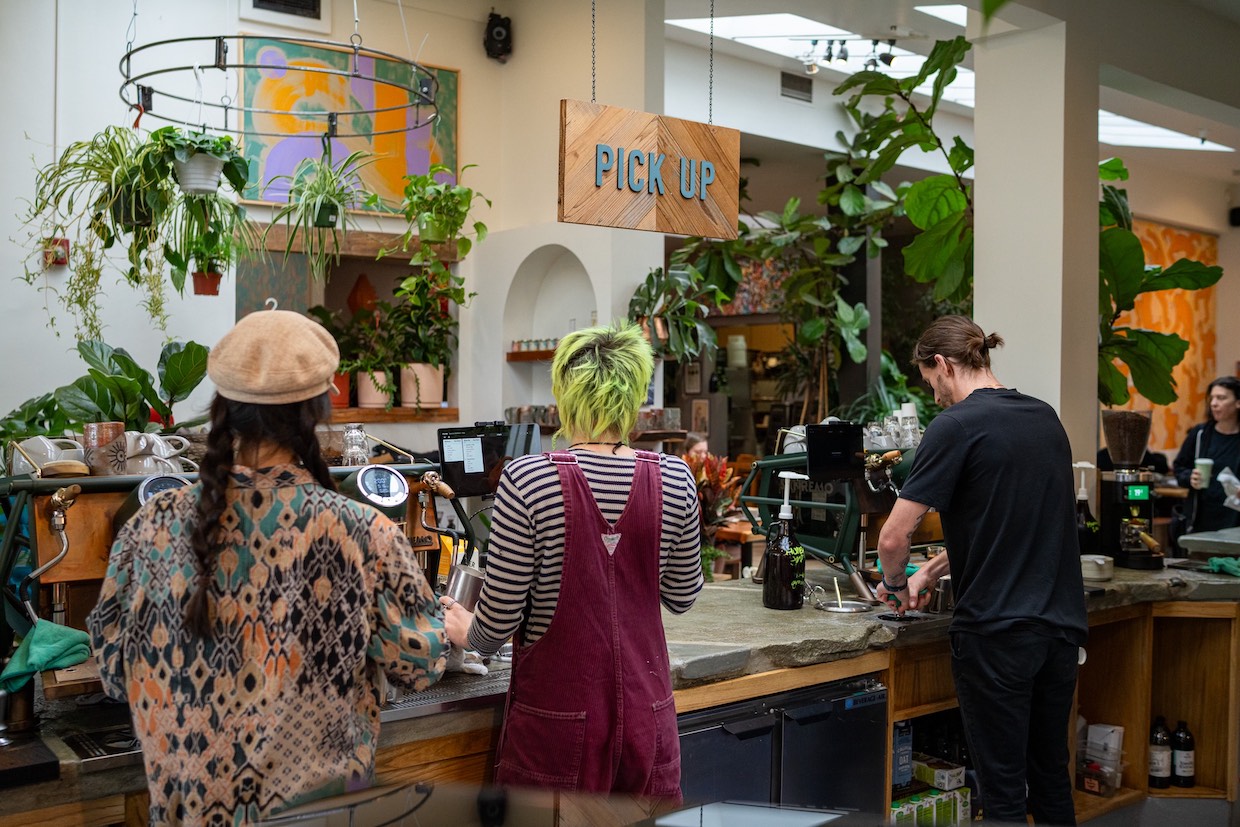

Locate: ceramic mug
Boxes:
[122,432,191,459]
[90,433,199,476]
[123,455,198,475]
[82,421,126,450]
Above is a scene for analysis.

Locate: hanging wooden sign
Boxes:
[558,100,740,240]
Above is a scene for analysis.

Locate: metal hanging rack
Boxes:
[118,33,439,140]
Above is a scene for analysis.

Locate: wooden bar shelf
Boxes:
[1073,787,1145,823]
[330,407,459,424]
[252,222,459,262]
[506,350,556,362]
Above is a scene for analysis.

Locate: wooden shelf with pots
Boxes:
[330,407,459,424]
[252,223,459,262]
[630,430,687,444]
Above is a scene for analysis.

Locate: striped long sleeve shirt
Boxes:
[467,449,704,654]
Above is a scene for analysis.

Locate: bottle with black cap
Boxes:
[1148,715,1171,789]
[1172,720,1196,788]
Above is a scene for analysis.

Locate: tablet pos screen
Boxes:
[805,422,865,482]
[437,424,541,498]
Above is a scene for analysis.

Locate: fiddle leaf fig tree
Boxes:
[1096,158,1223,406]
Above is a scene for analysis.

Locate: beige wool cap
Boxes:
[208,310,340,404]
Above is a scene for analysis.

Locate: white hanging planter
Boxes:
[174,154,226,195]
[400,363,445,408]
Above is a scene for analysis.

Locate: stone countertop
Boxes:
[1179,526,1240,556]
[4,564,1240,817]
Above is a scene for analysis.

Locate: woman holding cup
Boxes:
[1173,376,1240,532]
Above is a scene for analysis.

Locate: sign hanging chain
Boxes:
[591,0,597,104]
[708,0,714,124]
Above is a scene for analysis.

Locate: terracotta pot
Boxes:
[192,270,222,295]
[356,371,394,409]
[330,372,351,408]
[400,363,445,408]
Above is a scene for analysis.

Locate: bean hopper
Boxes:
[1099,410,1163,569]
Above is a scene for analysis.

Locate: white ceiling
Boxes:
[665,0,1240,216]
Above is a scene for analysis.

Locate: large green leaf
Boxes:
[1138,258,1223,294]
[904,175,967,230]
[1100,328,1190,405]
[76,341,117,374]
[947,137,974,175]
[1098,157,1129,182]
[1097,353,1131,407]
[1100,184,1132,231]
[799,316,827,345]
[55,373,117,422]
[903,213,968,283]
[839,185,866,216]
[159,341,210,406]
[1098,227,1146,314]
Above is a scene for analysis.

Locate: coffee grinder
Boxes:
[1099,410,1164,569]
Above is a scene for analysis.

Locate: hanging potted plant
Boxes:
[150,127,249,196]
[265,148,381,281]
[626,266,724,364]
[20,125,179,340]
[396,162,489,249]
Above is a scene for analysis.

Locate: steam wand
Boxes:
[19,484,81,624]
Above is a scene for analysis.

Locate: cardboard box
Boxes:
[913,752,966,791]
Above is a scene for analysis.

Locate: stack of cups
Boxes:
[898,402,921,449]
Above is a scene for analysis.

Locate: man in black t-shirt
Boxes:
[877,316,1087,827]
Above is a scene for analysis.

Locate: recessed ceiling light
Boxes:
[914,5,969,28]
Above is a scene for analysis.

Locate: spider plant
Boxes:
[264,148,381,280]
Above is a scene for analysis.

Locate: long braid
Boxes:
[185,395,235,637]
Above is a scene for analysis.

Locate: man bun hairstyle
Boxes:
[913,315,1004,371]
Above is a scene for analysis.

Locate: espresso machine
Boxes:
[1099,410,1164,569]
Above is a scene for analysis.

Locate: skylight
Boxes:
[667,14,977,107]
[667,13,1235,154]
[915,5,969,28]
[1099,111,1233,152]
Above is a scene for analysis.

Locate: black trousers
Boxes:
[951,628,1080,826]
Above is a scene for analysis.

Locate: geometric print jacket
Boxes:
[87,464,447,826]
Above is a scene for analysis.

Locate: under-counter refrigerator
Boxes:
[678,676,887,816]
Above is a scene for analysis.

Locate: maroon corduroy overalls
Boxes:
[493,450,681,797]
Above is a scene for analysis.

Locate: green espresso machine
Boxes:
[738,422,915,602]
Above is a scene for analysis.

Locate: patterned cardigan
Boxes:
[87,464,446,826]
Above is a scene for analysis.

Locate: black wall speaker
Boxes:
[1230,206,1240,227]
[484,13,512,63]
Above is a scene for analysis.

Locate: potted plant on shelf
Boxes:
[390,266,475,409]
[342,302,400,410]
[307,305,360,407]
[265,148,381,281]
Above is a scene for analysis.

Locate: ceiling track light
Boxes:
[837,39,849,61]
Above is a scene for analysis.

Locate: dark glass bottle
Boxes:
[762,516,804,610]
[1171,720,1196,788]
[1076,491,1099,556]
[1148,716,1172,789]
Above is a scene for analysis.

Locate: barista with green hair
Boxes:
[441,321,703,796]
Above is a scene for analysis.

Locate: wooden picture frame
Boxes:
[238,36,460,214]
[685,361,702,396]
[691,398,710,435]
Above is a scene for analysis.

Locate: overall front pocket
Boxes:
[496,701,588,789]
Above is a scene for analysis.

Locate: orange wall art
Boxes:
[1111,219,1218,455]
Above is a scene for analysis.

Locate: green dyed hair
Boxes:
[552,321,654,442]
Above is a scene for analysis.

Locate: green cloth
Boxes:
[0,619,91,692]
[1207,557,1240,578]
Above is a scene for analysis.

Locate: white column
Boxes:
[973,22,1099,461]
